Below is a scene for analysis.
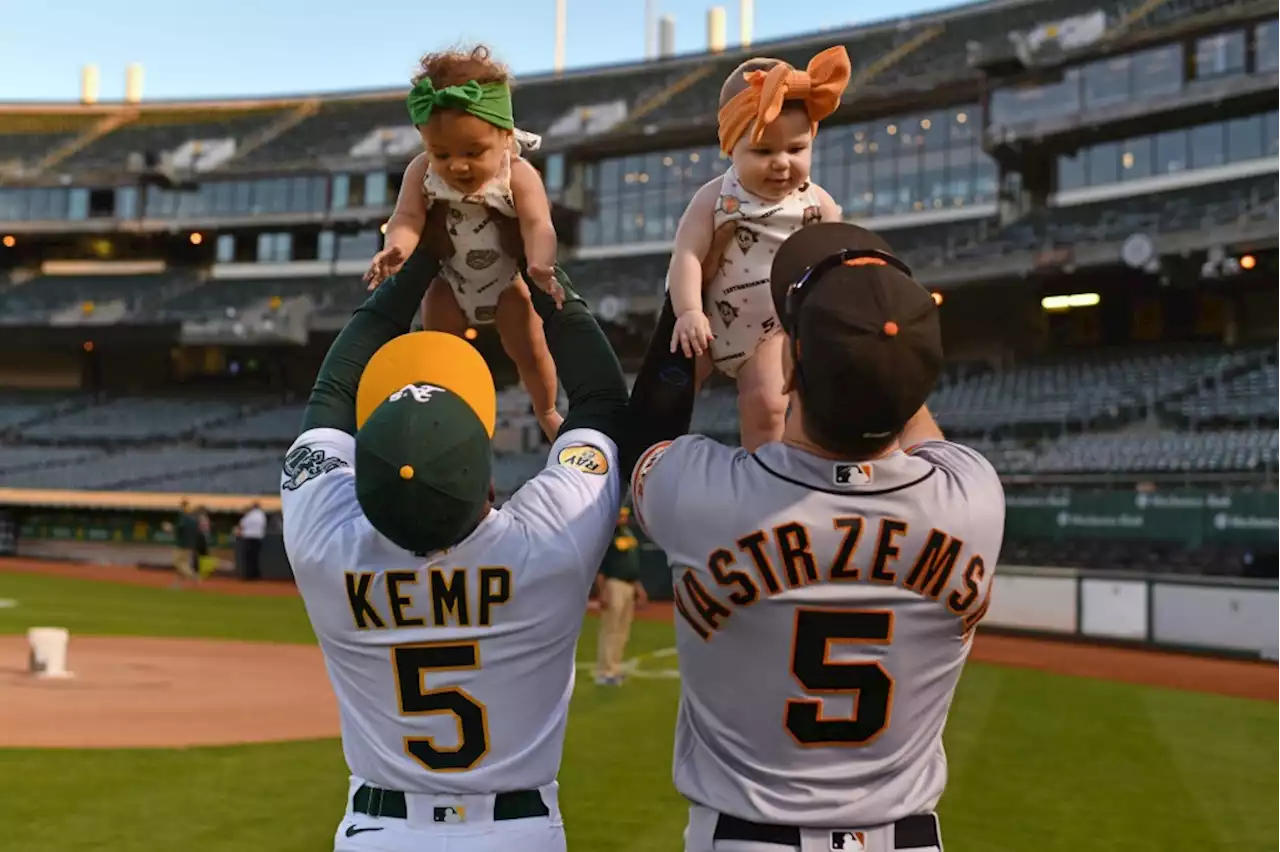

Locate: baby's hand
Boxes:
[365,246,408,290]
[528,263,565,309]
[671,310,714,358]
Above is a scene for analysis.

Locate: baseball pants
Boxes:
[595,577,637,679]
[333,778,566,852]
[683,805,942,852]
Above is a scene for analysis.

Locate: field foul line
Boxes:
[576,646,681,680]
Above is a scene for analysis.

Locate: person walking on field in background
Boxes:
[235,500,267,581]
[167,498,201,588]
[593,505,648,686]
[192,510,215,582]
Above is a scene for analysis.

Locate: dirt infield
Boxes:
[0,635,338,748]
[0,557,1274,751]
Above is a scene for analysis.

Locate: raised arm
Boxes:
[525,277,629,446]
[667,177,722,317]
[621,296,697,474]
[509,158,558,279]
[299,244,442,436]
[366,154,430,286]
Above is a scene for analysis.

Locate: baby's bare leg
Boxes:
[735,333,788,452]
[421,278,469,336]
[495,279,562,441]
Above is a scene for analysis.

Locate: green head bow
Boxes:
[406,78,515,130]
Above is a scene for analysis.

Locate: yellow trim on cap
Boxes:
[355,331,497,436]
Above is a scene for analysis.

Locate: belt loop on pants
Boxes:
[712,812,941,850]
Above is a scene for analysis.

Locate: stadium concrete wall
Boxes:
[982,565,1279,661]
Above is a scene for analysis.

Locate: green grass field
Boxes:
[0,570,1275,852]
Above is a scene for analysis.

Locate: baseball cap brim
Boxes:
[770,221,898,320]
[356,331,496,436]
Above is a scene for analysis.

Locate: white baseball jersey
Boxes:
[706,167,824,378]
[631,436,1005,827]
[281,425,621,794]
[424,153,521,325]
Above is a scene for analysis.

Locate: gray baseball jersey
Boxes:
[281,426,620,794]
[631,436,1004,827]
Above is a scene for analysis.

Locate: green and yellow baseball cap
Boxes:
[354,332,498,556]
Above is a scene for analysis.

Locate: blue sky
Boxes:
[0,0,967,102]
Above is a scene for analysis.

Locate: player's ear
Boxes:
[488,481,496,503]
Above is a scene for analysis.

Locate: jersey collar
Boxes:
[751,442,936,497]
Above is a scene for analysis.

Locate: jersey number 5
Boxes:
[392,641,489,771]
[785,608,894,747]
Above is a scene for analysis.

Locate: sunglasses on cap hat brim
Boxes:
[781,248,915,335]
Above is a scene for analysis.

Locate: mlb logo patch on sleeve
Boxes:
[557,444,610,476]
[829,830,866,851]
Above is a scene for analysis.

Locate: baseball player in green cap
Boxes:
[279,218,691,851]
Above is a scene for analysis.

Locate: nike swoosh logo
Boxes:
[345,825,385,837]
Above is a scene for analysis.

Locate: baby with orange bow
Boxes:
[666,45,850,451]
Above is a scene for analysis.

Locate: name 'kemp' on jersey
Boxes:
[280,425,621,795]
[631,434,1005,827]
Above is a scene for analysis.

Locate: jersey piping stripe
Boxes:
[749,454,937,497]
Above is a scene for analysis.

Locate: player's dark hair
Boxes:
[801,393,898,459]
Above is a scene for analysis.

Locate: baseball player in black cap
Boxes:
[630,222,1006,852]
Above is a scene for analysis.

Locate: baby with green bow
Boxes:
[366,45,566,442]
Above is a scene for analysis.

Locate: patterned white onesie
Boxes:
[706,165,824,378]
[423,152,521,325]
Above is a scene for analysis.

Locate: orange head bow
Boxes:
[716,45,852,155]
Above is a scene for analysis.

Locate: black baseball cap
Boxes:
[353,332,498,556]
[770,222,942,446]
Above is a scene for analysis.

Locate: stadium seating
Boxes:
[148,276,360,321]
[563,215,1000,298]
[60,109,288,172]
[920,347,1258,433]
[235,99,407,167]
[0,275,195,323]
[561,255,669,299]
[1,445,280,491]
[202,404,306,445]
[28,397,257,443]
[965,175,1279,261]
[1175,360,1280,423]
[0,392,86,431]
[237,62,699,168]
[0,131,79,172]
[0,113,104,173]
[875,0,1139,90]
[0,444,104,474]
[678,345,1278,477]
[1027,428,1278,474]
